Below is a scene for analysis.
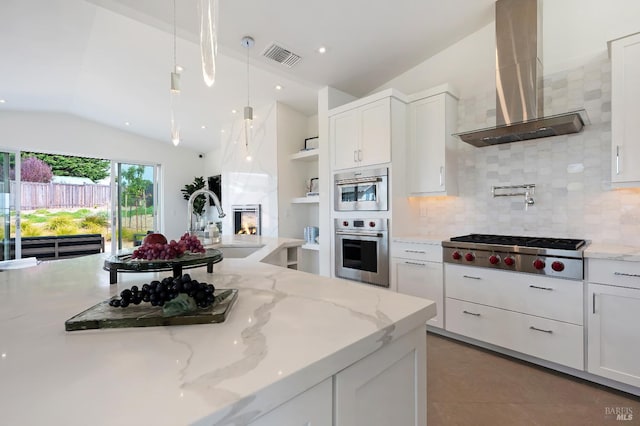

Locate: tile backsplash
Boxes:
[415,54,640,245]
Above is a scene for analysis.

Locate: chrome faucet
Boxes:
[187,188,225,234]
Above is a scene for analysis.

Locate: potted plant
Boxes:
[181,176,207,229]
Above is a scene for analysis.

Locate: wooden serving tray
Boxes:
[65,289,238,332]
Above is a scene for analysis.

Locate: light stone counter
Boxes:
[0,236,434,425]
[584,242,640,262]
[391,235,448,245]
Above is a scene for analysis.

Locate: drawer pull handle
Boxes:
[404,261,425,267]
[405,250,426,254]
[463,310,481,317]
[593,293,596,314]
[529,285,553,291]
[529,326,553,334]
[614,272,640,278]
[463,275,481,280]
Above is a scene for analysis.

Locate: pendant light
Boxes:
[170,0,181,146]
[241,36,254,162]
[200,0,218,87]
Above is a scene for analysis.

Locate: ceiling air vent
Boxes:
[262,43,302,67]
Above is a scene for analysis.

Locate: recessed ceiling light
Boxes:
[231,109,237,114]
[176,65,184,72]
[275,84,283,90]
[124,121,130,126]
[221,129,225,133]
[0,99,6,104]
[317,46,327,54]
[201,125,206,129]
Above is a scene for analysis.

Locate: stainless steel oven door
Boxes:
[334,218,389,287]
[334,168,388,211]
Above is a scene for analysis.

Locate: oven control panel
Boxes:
[335,218,387,232]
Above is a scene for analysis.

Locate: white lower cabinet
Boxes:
[249,326,427,426]
[249,378,332,426]
[587,258,640,388]
[335,327,426,426]
[444,264,584,370]
[391,241,444,328]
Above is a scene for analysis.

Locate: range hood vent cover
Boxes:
[456,0,588,147]
[455,109,589,147]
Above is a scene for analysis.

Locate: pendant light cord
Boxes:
[246,42,250,106]
[173,0,177,70]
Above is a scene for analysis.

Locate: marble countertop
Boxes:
[0,236,434,425]
[584,242,640,262]
[391,235,448,245]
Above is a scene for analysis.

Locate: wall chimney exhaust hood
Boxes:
[455,0,588,147]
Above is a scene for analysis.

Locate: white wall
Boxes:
[375,1,640,99]
[0,111,205,241]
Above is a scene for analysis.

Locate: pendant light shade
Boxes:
[200,0,218,87]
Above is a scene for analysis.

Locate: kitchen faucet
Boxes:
[187,188,225,234]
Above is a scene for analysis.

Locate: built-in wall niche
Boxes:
[233,204,261,235]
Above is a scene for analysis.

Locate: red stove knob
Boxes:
[452,251,462,260]
[551,261,565,272]
[369,221,376,227]
[464,252,475,262]
[533,259,546,270]
[504,256,515,266]
[489,255,500,265]
[342,221,349,227]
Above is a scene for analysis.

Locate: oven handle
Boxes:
[335,176,382,186]
[336,230,384,238]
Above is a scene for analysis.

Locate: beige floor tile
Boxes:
[427,333,640,426]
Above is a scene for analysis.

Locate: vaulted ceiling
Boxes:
[0,0,495,152]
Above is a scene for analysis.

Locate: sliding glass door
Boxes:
[111,162,160,252]
[0,151,20,260]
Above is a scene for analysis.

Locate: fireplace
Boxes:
[232,204,261,235]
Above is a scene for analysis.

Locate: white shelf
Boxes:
[302,243,320,251]
[292,196,319,204]
[290,150,319,161]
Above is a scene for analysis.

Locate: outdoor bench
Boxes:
[7,234,105,261]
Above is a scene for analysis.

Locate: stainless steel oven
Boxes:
[335,218,389,287]
[334,167,388,211]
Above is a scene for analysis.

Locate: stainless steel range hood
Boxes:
[455,0,587,147]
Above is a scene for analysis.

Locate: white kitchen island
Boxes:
[0,235,435,426]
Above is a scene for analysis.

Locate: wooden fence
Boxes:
[12,181,111,209]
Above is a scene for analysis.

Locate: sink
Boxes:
[217,245,263,258]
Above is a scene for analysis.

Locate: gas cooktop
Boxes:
[448,234,586,251]
[442,234,588,280]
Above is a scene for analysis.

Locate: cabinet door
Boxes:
[335,327,426,426]
[588,283,640,387]
[408,95,446,194]
[249,378,332,426]
[611,33,640,184]
[395,259,443,328]
[359,98,391,167]
[331,109,359,170]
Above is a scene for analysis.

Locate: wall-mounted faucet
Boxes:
[492,184,536,210]
[187,188,225,234]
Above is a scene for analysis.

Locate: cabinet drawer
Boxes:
[587,258,640,290]
[445,298,584,370]
[445,264,583,325]
[391,241,441,262]
[394,259,443,328]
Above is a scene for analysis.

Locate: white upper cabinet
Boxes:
[407,86,459,195]
[610,32,640,186]
[330,95,392,170]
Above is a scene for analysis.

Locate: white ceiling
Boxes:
[0,0,495,152]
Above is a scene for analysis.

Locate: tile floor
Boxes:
[427,333,640,425]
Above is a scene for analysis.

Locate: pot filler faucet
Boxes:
[187,188,225,234]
